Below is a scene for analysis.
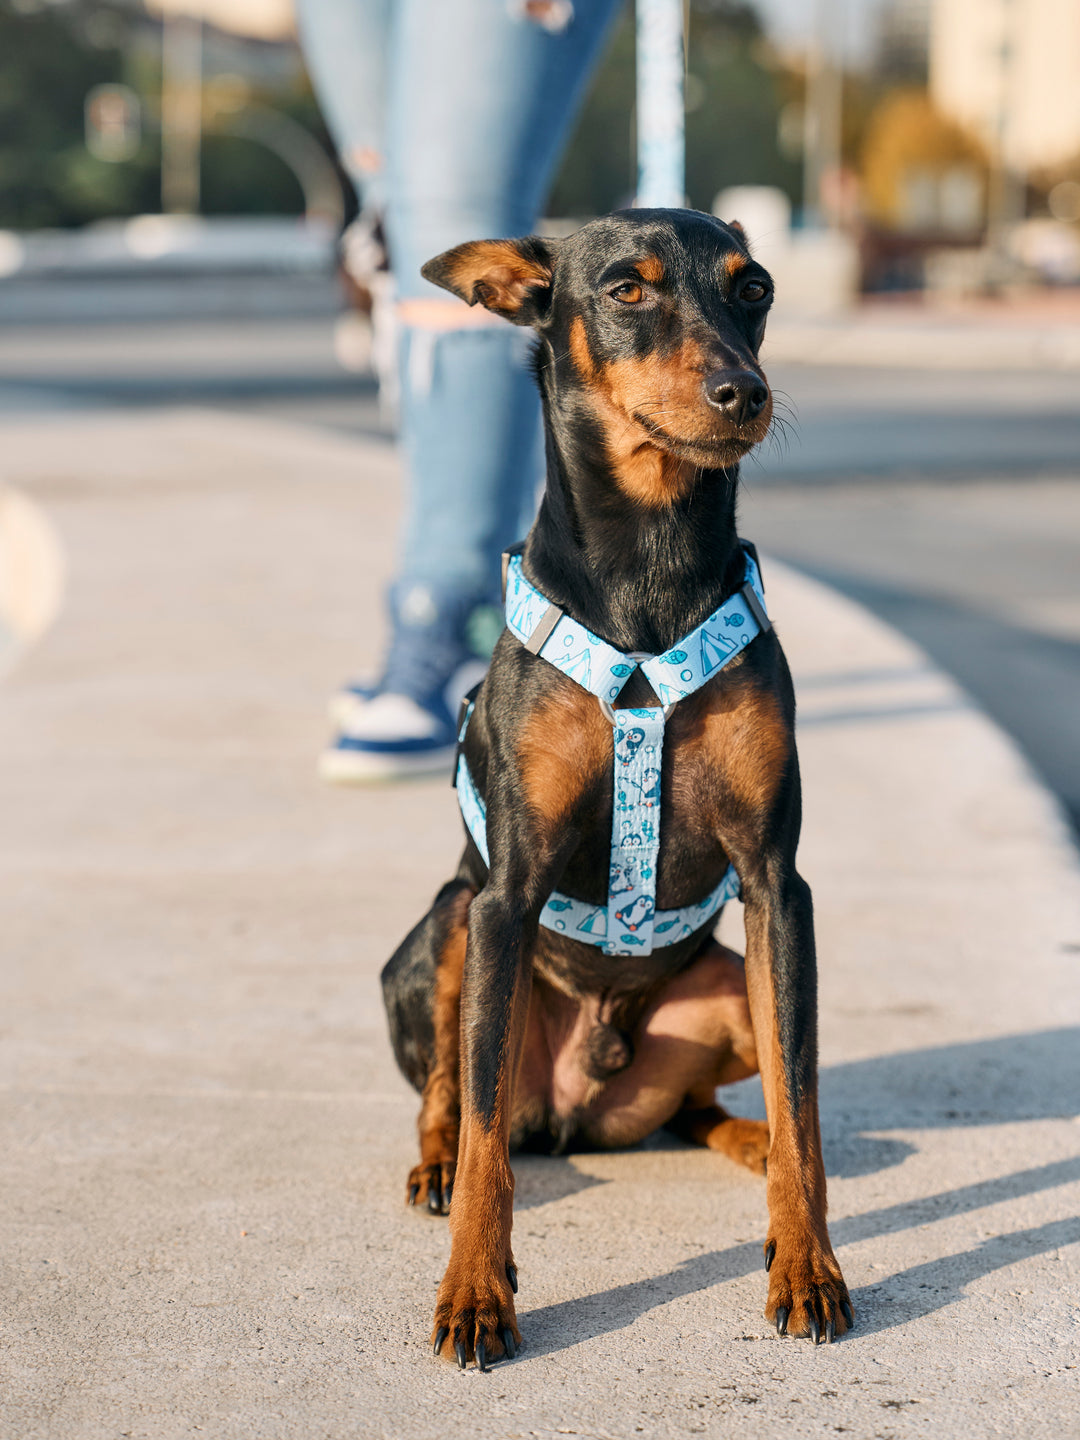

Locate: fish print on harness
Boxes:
[457,546,770,955]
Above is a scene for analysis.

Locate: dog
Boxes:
[380,208,852,1369]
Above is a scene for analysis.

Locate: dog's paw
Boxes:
[712,1116,770,1176]
[407,1158,456,1216]
[763,1236,853,1343]
[431,1258,521,1370]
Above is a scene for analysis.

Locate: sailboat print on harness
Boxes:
[576,906,607,938]
[508,584,542,639]
[561,642,593,689]
[701,622,739,676]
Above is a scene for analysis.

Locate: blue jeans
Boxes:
[295,0,623,607]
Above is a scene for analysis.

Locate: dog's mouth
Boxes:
[631,410,771,465]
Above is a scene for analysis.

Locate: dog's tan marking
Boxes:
[636,254,665,283]
[673,676,791,816]
[407,886,473,1212]
[432,1109,521,1362]
[432,950,531,1363]
[569,313,596,381]
[517,681,611,827]
[743,903,852,1339]
[724,251,749,278]
[430,239,551,319]
[578,340,773,508]
[592,343,710,507]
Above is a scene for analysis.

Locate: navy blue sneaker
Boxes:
[319,582,499,784]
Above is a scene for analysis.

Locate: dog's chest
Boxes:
[519,663,789,908]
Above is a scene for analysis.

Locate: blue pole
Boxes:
[636,0,685,208]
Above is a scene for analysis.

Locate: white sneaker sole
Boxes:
[327,690,372,730]
[318,743,457,785]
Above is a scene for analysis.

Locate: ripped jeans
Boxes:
[295,0,623,607]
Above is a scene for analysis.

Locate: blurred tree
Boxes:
[548,0,800,218]
[0,0,337,228]
[0,0,157,227]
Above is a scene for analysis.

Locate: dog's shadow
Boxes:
[511,1026,1080,1350]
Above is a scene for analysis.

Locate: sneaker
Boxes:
[318,662,486,783]
[319,581,497,784]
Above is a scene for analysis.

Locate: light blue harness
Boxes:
[456,545,771,957]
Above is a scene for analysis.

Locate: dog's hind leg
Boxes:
[663,943,771,1175]
[581,939,769,1173]
[666,1090,771,1176]
[381,876,475,1216]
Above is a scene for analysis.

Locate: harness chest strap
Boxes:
[459,544,770,956]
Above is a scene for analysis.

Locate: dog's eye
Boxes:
[609,282,643,304]
[740,279,770,303]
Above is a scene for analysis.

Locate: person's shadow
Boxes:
[510,1026,1080,1351]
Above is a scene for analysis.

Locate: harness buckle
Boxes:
[741,580,771,634]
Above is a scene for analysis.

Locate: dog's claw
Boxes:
[506,1264,518,1294]
[455,1339,468,1370]
[775,1306,789,1337]
[476,1340,488,1372]
[825,1317,835,1345]
[841,1298,854,1329]
[443,1180,453,1208]
[503,1327,517,1359]
[433,1326,448,1357]
[808,1314,821,1346]
[764,1241,775,1272]
[428,1186,442,1214]
[408,1183,419,1205]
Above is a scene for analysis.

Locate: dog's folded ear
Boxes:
[421,237,559,326]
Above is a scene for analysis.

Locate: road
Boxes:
[2,312,1078,832]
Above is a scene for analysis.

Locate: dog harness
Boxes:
[456,544,770,957]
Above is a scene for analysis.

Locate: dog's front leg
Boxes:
[742,866,854,1343]
[430,875,535,1370]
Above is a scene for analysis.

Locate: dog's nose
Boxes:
[704,369,769,424]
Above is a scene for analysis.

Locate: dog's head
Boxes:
[422,208,774,506]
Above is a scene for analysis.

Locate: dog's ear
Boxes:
[421,237,559,326]
[725,219,748,245]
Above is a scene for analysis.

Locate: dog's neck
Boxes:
[522,385,747,656]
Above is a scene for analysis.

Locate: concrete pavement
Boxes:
[0,408,1078,1439]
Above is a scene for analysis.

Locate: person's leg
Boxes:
[292,0,391,204]
[323,0,624,782]
[388,0,624,599]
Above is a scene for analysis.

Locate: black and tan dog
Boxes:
[381,208,852,1368]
